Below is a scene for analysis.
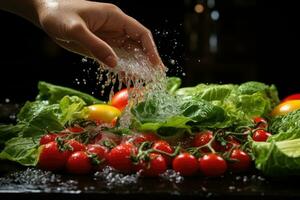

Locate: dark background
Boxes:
[0,0,298,103]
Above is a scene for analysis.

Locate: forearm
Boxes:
[0,0,45,27]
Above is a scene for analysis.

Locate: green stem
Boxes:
[151,145,181,157]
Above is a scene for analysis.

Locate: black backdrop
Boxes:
[0,0,298,103]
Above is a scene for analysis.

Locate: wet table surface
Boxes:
[0,161,299,200]
[0,104,299,200]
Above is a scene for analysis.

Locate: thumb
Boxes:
[69,23,117,68]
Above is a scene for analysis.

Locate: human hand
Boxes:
[37,0,162,68]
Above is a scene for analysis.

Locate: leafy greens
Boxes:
[251,110,300,176]
[131,81,279,137]
[0,82,100,166]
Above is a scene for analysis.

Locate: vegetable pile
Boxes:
[1,79,300,177]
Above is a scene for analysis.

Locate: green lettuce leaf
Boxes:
[233,93,272,117]
[175,87,196,97]
[0,96,88,166]
[269,110,300,134]
[252,109,300,176]
[252,139,300,176]
[59,96,88,125]
[131,80,279,137]
[17,101,64,137]
[16,96,88,138]
[166,77,182,95]
[237,81,279,108]
[266,110,300,142]
[0,82,101,166]
[130,92,193,136]
[131,92,229,136]
[0,137,40,166]
[37,81,103,105]
[176,84,236,102]
[180,98,227,128]
[237,81,270,95]
[0,124,25,150]
[228,82,278,118]
[138,116,192,137]
[176,81,279,126]
[195,84,235,101]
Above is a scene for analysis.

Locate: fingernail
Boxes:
[104,55,117,68]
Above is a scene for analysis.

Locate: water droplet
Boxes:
[169,59,176,65]
[9,114,16,120]
[81,57,88,63]
[229,186,236,191]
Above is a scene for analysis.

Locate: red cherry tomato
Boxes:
[111,88,130,111]
[225,136,240,151]
[282,93,300,102]
[98,132,122,147]
[192,131,213,147]
[172,153,198,176]
[65,127,85,133]
[152,140,174,165]
[87,144,109,169]
[192,131,225,152]
[66,139,86,152]
[87,144,108,160]
[90,133,103,144]
[199,154,227,177]
[252,130,271,142]
[38,141,70,171]
[107,143,137,173]
[253,117,268,129]
[135,133,159,143]
[66,151,92,174]
[143,133,159,142]
[39,133,59,145]
[122,133,159,146]
[229,149,251,173]
[192,131,214,152]
[136,153,167,177]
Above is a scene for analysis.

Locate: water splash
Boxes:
[96,47,177,128]
[94,166,140,188]
[99,48,166,86]
[159,169,184,183]
[0,168,79,192]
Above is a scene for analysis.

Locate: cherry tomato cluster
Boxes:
[37,122,262,177]
[37,108,274,177]
[252,117,272,142]
[38,127,110,174]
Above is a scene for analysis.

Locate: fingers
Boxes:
[140,30,164,67]
[68,21,118,68]
[55,38,93,58]
[122,16,163,67]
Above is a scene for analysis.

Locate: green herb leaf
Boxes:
[0,137,40,166]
